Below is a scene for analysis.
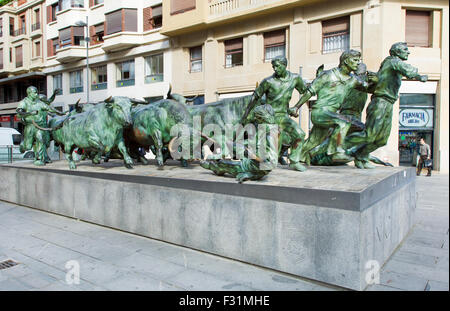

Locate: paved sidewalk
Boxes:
[0,174,448,291]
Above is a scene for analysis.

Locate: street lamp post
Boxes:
[76,16,90,104]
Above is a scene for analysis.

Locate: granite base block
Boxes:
[0,161,416,290]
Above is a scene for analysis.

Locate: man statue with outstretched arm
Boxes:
[289,50,373,165]
[346,42,428,169]
[241,56,308,172]
[16,86,63,166]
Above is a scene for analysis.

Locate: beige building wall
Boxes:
[163,0,448,172]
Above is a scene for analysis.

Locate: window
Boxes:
[171,0,196,15]
[405,10,432,47]
[264,29,286,61]
[0,18,3,37]
[34,41,41,57]
[70,70,83,93]
[9,17,14,36]
[49,3,59,23]
[90,23,104,45]
[59,0,84,11]
[116,60,135,87]
[225,38,243,68]
[151,5,162,29]
[33,8,40,31]
[105,9,137,35]
[144,54,164,83]
[0,49,3,70]
[91,0,104,6]
[144,5,163,31]
[53,74,63,94]
[18,15,26,35]
[15,45,23,68]
[322,16,350,54]
[190,46,202,73]
[52,38,59,53]
[91,65,107,90]
[59,26,85,48]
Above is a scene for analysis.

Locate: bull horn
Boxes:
[104,96,113,103]
[256,81,259,88]
[31,120,55,131]
[167,83,173,99]
[185,94,199,102]
[168,137,177,154]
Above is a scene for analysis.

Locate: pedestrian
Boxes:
[417,137,432,176]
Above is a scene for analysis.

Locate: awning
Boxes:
[0,72,46,86]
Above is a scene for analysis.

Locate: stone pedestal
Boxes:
[0,161,416,290]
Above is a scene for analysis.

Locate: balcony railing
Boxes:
[91,82,107,91]
[209,0,281,18]
[32,23,41,31]
[322,32,350,54]
[13,27,26,37]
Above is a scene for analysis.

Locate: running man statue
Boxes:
[16,86,63,166]
[346,42,428,169]
[242,56,309,172]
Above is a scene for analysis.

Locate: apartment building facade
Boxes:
[0,0,46,131]
[44,0,171,113]
[161,0,449,172]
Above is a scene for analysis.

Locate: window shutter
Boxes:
[89,25,95,38]
[264,29,285,46]
[47,39,53,57]
[225,38,243,51]
[171,0,196,15]
[0,49,4,69]
[73,26,84,37]
[124,9,137,32]
[143,7,153,32]
[105,10,122,35]
[59,27,71,41]
[152,5,162,17]
[47,5,52,23]
[322,16,350,34]
[406,10,430,47]
[15,45,23,66]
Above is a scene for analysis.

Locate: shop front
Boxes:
[398,94,435,167]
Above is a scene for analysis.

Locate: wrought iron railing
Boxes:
[13,27,26,36]
[32,22,41,31]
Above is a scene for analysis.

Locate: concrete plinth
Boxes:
[0,160,416,290]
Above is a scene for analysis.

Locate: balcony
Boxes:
[55,46,86,63]
[30,23,42,38]
[161,0,301,36]
[102,33,141,52]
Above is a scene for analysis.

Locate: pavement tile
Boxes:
[365,284,403,291]
[426,280,449,291]
[112,252,188,280]
[166,269,256,291]
[380,271,428,291]
[16,273,55,289]
[0,277,34,291]
[384,259,449,283]
[103,271,178,291]
[391,250,440,268]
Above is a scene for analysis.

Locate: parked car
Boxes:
[0,128,34,163]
